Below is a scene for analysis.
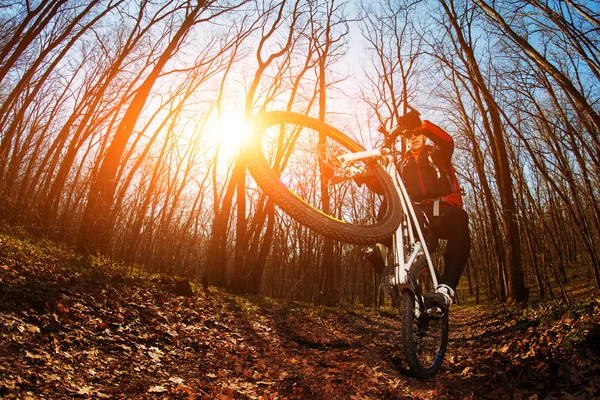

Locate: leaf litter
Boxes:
[0,234,598,399]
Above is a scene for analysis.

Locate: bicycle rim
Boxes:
[401,262,449,379]
[242,111,402,245]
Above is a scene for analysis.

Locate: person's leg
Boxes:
[431,206,471,288]
[425,206,470,309]
[365,202,432,272]
[430,206,471,289]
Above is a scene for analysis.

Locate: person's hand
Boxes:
[389,125,403,137]
[382,125,404,147]
[402,110,422,130]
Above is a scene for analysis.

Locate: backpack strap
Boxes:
[433,198,440,216]
[427,153,442,179]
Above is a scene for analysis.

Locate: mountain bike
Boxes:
[241,111,449,379]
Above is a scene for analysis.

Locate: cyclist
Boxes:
[361,110,471,310]
[399,111,470,310]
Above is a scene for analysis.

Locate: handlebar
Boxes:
[338,148,391,164]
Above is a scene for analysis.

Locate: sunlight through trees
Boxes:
[0,0,597,304]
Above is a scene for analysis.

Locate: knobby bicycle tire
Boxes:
[242,111,402,245]
[401,259,449,379]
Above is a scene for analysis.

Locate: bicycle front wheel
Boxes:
[242,111,402,245]
[401,260,449,379]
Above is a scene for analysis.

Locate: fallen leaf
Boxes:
[24,324,40,333]
[56,302,69,314]
[25,350,46,359]
[169,376,184,385]
[148,385,167,393]
[77,386,93,395]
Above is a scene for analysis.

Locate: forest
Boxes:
[0,0,598,307]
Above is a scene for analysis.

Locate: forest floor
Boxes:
[0,230,599,399]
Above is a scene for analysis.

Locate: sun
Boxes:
[207,112,251,157]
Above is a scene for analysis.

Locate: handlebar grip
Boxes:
[338,149,384,164]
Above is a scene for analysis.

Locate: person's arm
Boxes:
[418,120,454,159]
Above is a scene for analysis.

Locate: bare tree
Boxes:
[221,0,308,294]
[359,0,423,130]
[310,0,350,305]
[79,1,247,255]
[433,0,528,301]
[473,0,600,150]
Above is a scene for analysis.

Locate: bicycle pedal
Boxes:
[427,307,445,318]
[424,292,450,312]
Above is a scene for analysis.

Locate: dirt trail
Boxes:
[0,235,598,399]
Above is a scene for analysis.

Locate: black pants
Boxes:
[419,205,471,290]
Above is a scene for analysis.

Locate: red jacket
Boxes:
[400,121,463,208]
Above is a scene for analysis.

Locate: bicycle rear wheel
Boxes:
[242,111,402,245]
[401,259,449,379]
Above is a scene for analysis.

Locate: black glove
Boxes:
[402,110,422,130]
[383,125,403,147]
[389,125,403,137]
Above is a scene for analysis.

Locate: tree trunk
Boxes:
[79,3,205,254]
[439,0,528,301]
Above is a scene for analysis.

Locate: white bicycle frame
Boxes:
[337,148,439,289]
